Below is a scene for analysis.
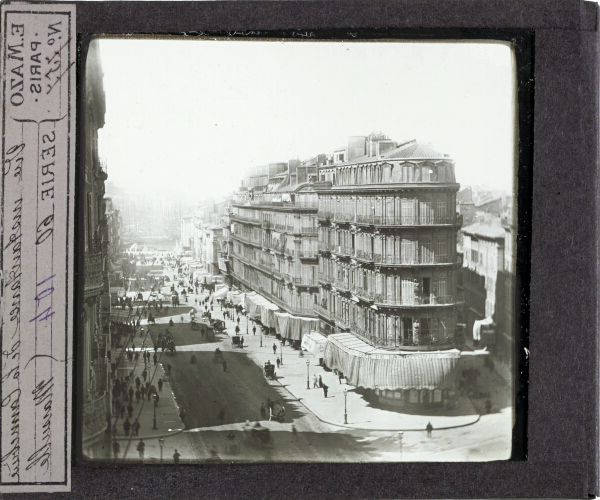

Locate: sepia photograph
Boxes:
[80,36,518,464]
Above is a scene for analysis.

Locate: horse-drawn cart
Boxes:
[263,362,276,380]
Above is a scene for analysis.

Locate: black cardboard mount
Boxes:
[14,1,600,498]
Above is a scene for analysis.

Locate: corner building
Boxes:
[316,134,463,407]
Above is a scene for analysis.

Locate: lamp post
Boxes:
[152,393,158,430]
[344,388,348,424]
[246,314,249,335]
[158,437,165,463]
[280,340,283,365]
[260,325,263,347]
[306,359,310,389]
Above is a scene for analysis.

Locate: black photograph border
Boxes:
[18,1,600,498]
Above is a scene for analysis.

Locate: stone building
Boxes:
[315,133,465,408]
[230,161,323,335]
[316,134,462,348]
[82,39,111,457]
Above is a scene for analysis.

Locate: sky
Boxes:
[97,38,516,201]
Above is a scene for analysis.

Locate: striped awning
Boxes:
[323,333,461,391]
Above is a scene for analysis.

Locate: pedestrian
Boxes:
[123,418,131,436]
[147,386,152,400]
[173,449,181,464]
[120,405,125,419]
[127,403,134,419]
[318,375,323,388]
[260,402,266,418]
[323,384,328,398]
[137,439,145,459]
[313,375,318,388]
[112,439,120,459]
[338,371,344,384]
[128,386,134,401]
[135,376,141,389]
[133,418,140,436]
[167,363,172,375]
[237,316,240,326]
[142,369,147,382]
[158,378,163,392]
[240,337,244,348]
[135,389,141,403]
[153,353,158,366]
[222,360,227,372]
[426,422,433,438]
[276,357,280,369]
[272,343,277,355]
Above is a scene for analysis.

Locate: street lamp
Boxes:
[344,388,348,424]
[152,393,158,430]
[260,324,263,347]
[306,359,310,389]
[158,437,165,463]
[280,340,283,365]
[246,314,249,335]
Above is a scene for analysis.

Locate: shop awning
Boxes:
[214,286,229,299]
[244,292,279,326]
[274,312,319,341]
[301,331,328,359]
[323,333,461,391]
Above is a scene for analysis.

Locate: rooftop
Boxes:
[462,221,506,240]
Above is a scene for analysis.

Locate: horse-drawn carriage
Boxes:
[147,313,156,324]
[231,335,242,348]
[263,361,276,380]
[210,319,226,334]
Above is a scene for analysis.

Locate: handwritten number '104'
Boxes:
[36,214,53,245]
[30,274,56,323]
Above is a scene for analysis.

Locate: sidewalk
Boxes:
[218,312,481,432]
[113,325,196,462]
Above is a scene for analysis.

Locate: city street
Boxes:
[132,287,513,463]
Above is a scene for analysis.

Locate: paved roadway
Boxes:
[149,323,375,462]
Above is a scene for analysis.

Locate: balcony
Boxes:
[333,278,350,291]
[318,242,336,253]
[317,211,333,220]
[332,212,354,223]
[374,294,460,307]
[82,392,108,444]
[352,213,461,227]
[314,303,334,321]
[85,251,104,294]
[300,251,318,261]
[229,212,261,225]
[301,226,318,235]
[331,245,354,258]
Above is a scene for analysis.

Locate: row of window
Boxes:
[321,161,456,187]
[319,260,454,305]
[318,291,456,347]
[320,230,454,264]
